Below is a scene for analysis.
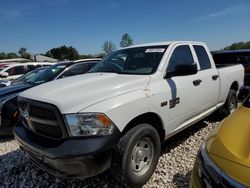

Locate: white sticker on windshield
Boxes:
[145,48,165,53]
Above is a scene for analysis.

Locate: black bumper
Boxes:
[14,122,121,179]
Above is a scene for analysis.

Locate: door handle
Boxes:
[212,75,219,80]
[193,79,202,86]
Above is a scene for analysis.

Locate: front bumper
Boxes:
[14,121,121,179]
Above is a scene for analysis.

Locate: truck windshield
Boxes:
[91,45,168,75]
[26,64,67,84]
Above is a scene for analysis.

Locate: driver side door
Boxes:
[161,44,203,134]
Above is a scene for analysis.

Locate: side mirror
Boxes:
[0,72,9,78]
[238,86,249,101]
[165,63,198,78]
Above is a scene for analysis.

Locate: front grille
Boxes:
[30,105,57,120]
[18,100,26,112]
[18,98,66,139]
[32,121,62,138]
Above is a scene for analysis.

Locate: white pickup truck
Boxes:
[14,41,244,187]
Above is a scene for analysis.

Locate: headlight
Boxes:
[64,113,115,137]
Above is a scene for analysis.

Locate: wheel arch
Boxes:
[121,112,165,142]
[230,81,239,92]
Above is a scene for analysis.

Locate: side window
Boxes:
[15,65,26,74]
[6,67,15,76]
[58,63,95,78]
[27,65,38,71]
[194,45,211,70]
[7,66,25,75]
[167,45,194,73]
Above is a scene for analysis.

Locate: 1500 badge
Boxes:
[161,97,180,108]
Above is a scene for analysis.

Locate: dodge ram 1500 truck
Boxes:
[14,41,244,187]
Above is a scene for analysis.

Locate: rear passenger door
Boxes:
[192,45,220,109]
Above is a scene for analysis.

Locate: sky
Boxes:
[0,0,250,55]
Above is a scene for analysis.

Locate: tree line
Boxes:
[0,33,133,61]
[224,41,250,50]
[1,36,249,61]
[0,47,31,60]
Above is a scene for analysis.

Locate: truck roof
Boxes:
[122,41,206,49]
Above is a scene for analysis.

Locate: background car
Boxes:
[0,67,47,87]
[0,62,53,80]
[0,59,100,135]
[12,67,47,84]
[0,79,11,87]
[213,49,250,86]
[190,93,250,188]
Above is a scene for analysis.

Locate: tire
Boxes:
[114,124,161,187]
[220,89,237,116]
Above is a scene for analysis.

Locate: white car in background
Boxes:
[0,79,11,87]
[0,62,54,80]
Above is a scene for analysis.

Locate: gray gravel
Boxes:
[0,116,221,188]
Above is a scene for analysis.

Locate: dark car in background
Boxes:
[213,49,250,86]
[0,67,47,87]
[0,59,100,135]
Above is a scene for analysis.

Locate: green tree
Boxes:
[244,41,250,49]
[6,52,18,59]
[18,47,31,59]
[224,41,250,50]
[45,45,79,60]
[120,33,133,48]
[102,41,116,55]
[0,52,6,59]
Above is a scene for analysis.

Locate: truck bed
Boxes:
[215,64,240,68]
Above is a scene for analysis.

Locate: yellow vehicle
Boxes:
[190,94,250,188]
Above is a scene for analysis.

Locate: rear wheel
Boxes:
[114,124,161,187]
[220,89,237,116]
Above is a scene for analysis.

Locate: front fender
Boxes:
[79,89,164,132]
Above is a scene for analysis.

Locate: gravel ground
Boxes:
[0,115,222,188]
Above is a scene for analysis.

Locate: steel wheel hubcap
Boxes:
[230,97,236,113]
[131,137,154,176]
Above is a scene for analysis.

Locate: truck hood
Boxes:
[206,106,250,168]
[20,73,150,114]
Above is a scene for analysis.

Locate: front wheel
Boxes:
[114,124,161,187]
